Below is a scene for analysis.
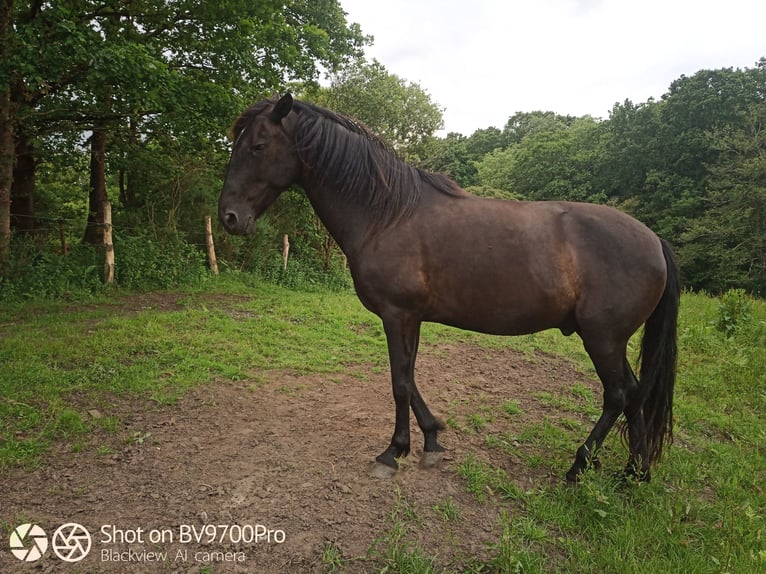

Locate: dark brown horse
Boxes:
[218,93,680,482]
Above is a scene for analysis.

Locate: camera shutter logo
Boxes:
[51,523,92,562]
[9,523,48,562]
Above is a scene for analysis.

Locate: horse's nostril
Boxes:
[224,210,238,228]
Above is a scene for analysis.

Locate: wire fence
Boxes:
[8,211,218,249]
[7,204,223,285]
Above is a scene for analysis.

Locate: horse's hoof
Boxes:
[419,451,444,468]
[565,469,581,484]
[370,462,397,479]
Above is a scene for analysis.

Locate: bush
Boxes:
[1,231,210,301]
[0,236,103,301]
[249,252,353,292]
[716,288,753,337]
[114,230,209,290]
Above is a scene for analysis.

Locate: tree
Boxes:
[317,59,443,163]
[485,117,605,202]
[464,127,506,160]
[503,111,575,145]
[0,0,17,270]
[474,146,517,196]
[2,0,367,255]
[420,132,478,187]
[680,78,766,294]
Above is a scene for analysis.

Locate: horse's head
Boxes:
[218,93,300,235]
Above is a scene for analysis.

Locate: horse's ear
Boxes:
[271,93,293,121]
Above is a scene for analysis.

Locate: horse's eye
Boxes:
[249,143,266,155]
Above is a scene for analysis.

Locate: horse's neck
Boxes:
[302,182,375,257]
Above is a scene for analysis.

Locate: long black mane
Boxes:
[232,97,465,224]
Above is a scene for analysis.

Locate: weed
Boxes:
[457,454,516,502]
[131,431,152,445]
[716,288,753,337]
[468,413,489,432]
[485,511,548,574]
[569,382,595,403]
[502,400,523,415]
[321,541,344,573]
[432,497,460,522]
[56,409,87,437]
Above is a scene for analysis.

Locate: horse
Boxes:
[218,93,680,482]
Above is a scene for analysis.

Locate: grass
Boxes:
[0,275,388,470]
[1,278,765,573]
[368,487,439,573]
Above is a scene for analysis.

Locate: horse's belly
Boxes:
[424,282,575,337]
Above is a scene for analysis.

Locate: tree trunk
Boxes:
[11,127,35,233]
[83,120,108,244]
[0,0,15,273]
[0,87,13,272]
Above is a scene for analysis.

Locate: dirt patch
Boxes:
[0,344,599,573]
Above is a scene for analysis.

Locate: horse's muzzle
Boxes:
[218,206,254,235]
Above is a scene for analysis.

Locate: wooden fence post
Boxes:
[58,219,69,254]
[205,215,219,275]
[103,200,114,284]
[282,234,290,271]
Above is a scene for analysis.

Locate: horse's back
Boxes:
[352,196,667,338]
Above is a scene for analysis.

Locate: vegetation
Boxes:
[0,0,367,270]
[2,3,764,572]
[1,2,764,297]
[427,62,766,294]
[0,280,764,572]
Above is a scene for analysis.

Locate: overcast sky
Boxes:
[338,0,766,135]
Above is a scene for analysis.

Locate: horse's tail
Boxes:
[640,238,681,465]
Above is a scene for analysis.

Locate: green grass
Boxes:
[368,487,439,573]
[449,290,766,574]
[0,275,388,470]
[1,278,765,573]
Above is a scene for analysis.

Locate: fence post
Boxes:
[282,234,290,271]
[205,215,219,275]
[58,219,69,254]
[103,200,114,284]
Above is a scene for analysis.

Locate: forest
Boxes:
[1,1,765,299]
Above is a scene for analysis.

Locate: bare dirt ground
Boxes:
[1,343,598,574]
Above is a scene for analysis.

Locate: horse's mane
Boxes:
[231,97,465,225]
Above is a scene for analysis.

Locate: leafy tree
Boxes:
[315,58,443,163]
[602,99,664,200]
[420,132,478,187]
[474,146,517,196]
[464,127,506,160]
[680,92,766,294]
[492,117,605,202]
[503,111,575,145]
[2,0,366,264]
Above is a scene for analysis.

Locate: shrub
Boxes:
[715,288,753,337]
[0,236,103,301]
[114,230,209,290]
[1,231,210,301]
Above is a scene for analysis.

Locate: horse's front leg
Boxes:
[372,312,420,477]
[410,383,446,468]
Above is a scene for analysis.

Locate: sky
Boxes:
[338,0,766,135]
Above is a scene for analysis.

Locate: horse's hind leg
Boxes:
[622,360,651,480]
[566,339,632,482]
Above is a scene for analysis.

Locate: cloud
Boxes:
[340,0,766,134]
